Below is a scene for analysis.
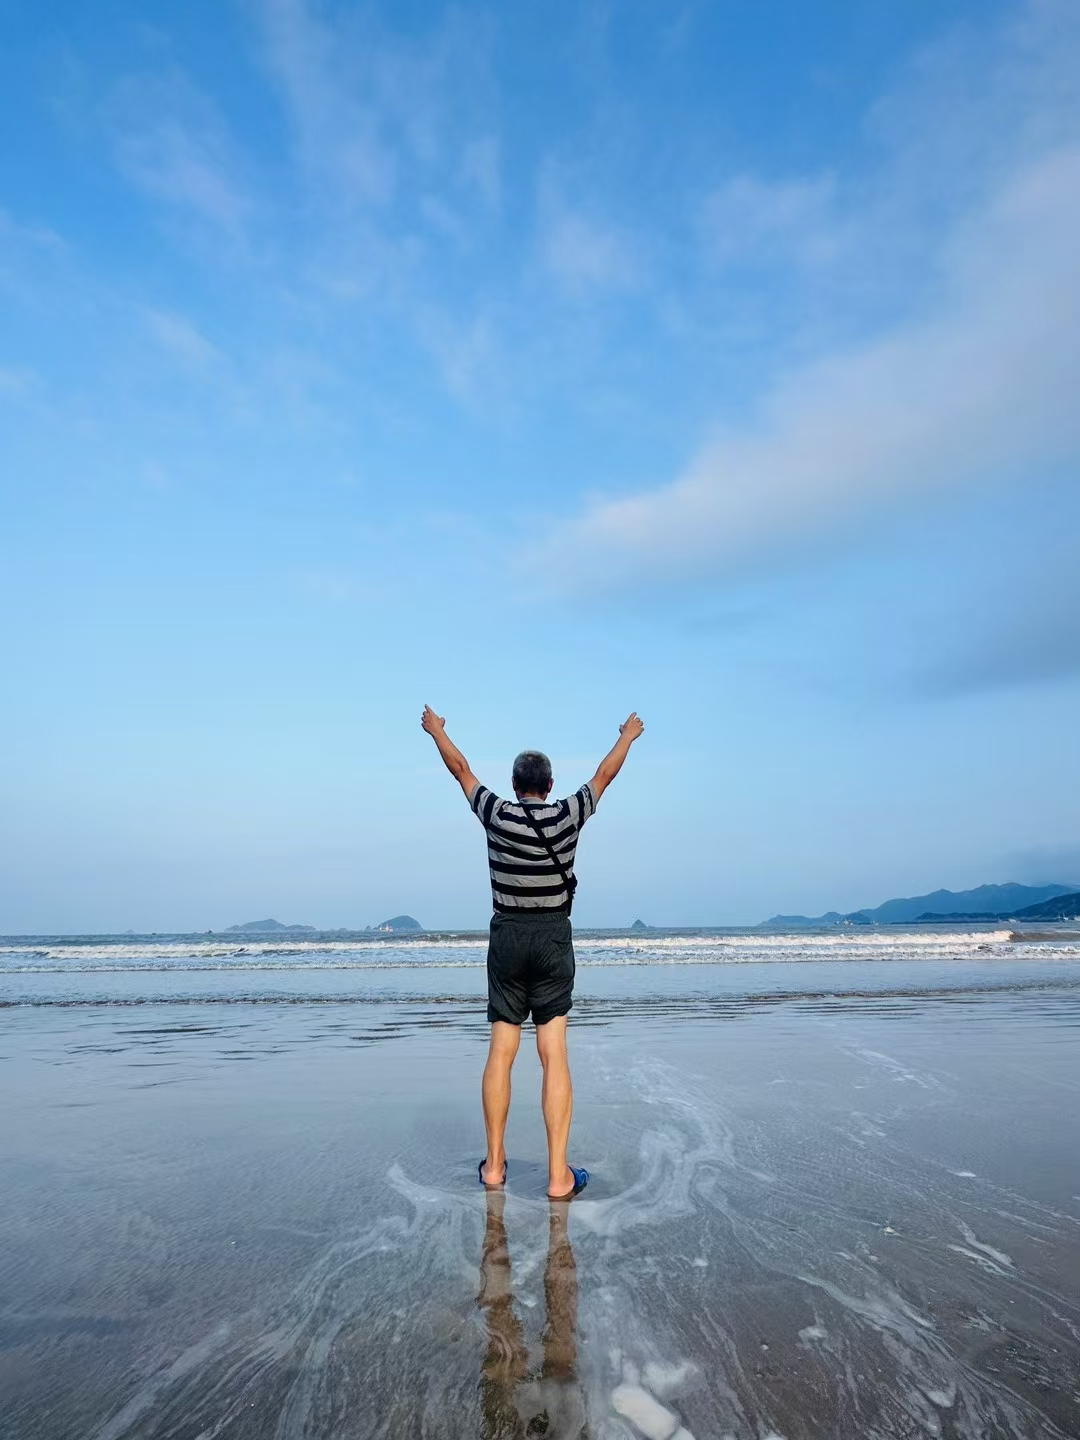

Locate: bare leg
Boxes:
[536,1016,575,1197]
[482,1021,521,1184]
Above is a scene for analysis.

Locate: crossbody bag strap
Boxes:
[515,801,577,915]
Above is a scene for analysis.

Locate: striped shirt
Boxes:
[470,782,598,913]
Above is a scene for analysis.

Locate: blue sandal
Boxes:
[548,1165,588,1200]
[478,1159,508,1188]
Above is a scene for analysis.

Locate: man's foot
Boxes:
[546,1165,589,1200]
[479,1158,508,1188]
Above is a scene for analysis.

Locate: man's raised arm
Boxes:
[421,706,481,801]
[589,711,645,802]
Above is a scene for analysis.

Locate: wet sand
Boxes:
[2,978,1079,1438]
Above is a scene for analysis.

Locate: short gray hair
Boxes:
[512,750,552,795]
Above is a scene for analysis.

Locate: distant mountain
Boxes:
[860,884,1076,924]
[760,883,1078,928]
[920,890,1080,921]
[630,919,651,932]
[764,912,847,927]
[226,918,317,934]
[1014,890,1080,921]
[373,915,423,933]
[915,912,1021,922]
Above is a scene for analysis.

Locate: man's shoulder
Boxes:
[565,781,597,805]
[470,783,505,817]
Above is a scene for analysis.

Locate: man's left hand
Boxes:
[421,705,446,735]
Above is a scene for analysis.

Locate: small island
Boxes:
[372,915,424,933]
[630,919,651,932]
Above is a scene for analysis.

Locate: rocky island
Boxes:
[372,915,424,933]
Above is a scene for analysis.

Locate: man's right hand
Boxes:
[619,712,645,742]
[589,712,644,800]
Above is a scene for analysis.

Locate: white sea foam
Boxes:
[611,1381,687,1439]
[955,1223,1013,1270]
[0,928,1018,959]
[4,927,1074,977]
[798,1325,828,1343]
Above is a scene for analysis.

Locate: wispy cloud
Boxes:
[0,210,65,255]
[413,305,498,405]
[117,119,248,231]
[0,209,68,302]
[531,154,644,298]
[250,0,508,394]
[110,72,251,235]
[701,173,839,271]
[257,0,396,206]
[145,308,222,369]
[540,204,640,295]
[256,0,495,216]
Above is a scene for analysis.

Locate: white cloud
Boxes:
[540,142,1080,587]
[543,211,638,292]
[118,122,247,230]
[0,210,65,255]
[414,306,497,404]
[145,308,221,369]
[539,198,640,295]
[252,0,505,381]
[258,0,396,206]
[256,0,495,216]
[110,74,250,234]
[701,173,838,270]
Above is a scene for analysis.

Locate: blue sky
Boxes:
[2,0,1079,931]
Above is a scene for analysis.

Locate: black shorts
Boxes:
[486,910,575,1026]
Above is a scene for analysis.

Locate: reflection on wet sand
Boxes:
[4,984,1080,1439]
[479,1190,585,1439]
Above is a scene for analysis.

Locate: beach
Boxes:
[3,931,1080,1439]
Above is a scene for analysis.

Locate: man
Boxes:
[420,706,645,1199]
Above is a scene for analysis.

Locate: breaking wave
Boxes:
[0,927,1048,973]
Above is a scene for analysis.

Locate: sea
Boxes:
[4,922,1080,1007]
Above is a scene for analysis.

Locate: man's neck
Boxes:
[515,793,549,802]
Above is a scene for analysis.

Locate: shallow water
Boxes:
[2,950,1080,1438]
